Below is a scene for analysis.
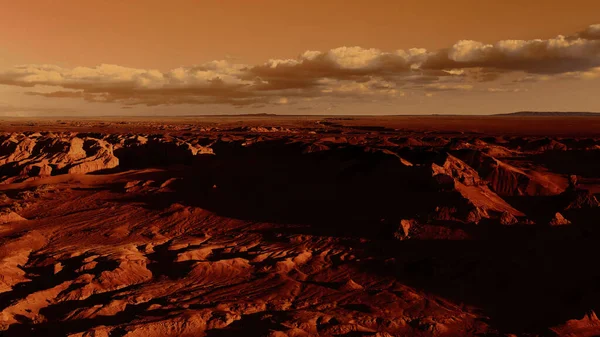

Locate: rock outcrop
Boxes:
[0,134,119,183]
[430,154,524,223]
[552,311,600,337]
[550,212,572,226]
[455,150,567,196]
[0,208,26,224]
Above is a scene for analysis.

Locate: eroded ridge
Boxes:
[1,123,599,336]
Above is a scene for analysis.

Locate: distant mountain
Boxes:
[496,111,600,117]
[177,113,278,117]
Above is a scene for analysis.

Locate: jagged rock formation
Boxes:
[522,138,568,152]
[561,189,600,210]
[0,134,119,183]
[394,219,417,240]
[0,133,221,183]
[499,211,519,225]
[430,153,523,223]
[0,208,26,224]
[0,121,599,337]
[454,149,567,196]
[550,212,572,226]
[552,311,600,336]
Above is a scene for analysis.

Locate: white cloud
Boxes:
[326,46,383,69]
[0,23,599,107]
[449,40,494,62]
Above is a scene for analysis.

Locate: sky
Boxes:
[0,0,599,116]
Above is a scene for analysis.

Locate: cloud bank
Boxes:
[1,24,599,107]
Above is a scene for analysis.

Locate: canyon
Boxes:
[0,116,599,337]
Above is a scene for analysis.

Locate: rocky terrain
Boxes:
[0,116,599,336]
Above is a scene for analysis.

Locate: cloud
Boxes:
[423,83,474,91]
[0,24,599,107]
[581,67,600,79]
[9,62,267,106]
[486,87,527,93]
[558,66,600,80]
[579,24,600,40]
[423,34,600,74]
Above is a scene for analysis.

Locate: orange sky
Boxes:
[2,0,599,68]
[0,0,599,115]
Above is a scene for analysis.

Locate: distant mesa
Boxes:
[496,111,600,117]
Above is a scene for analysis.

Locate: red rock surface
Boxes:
[0,116,599,336]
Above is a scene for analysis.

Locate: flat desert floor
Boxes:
[1,116,600,337]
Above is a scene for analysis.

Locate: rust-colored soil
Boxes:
[0,116,599,336]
